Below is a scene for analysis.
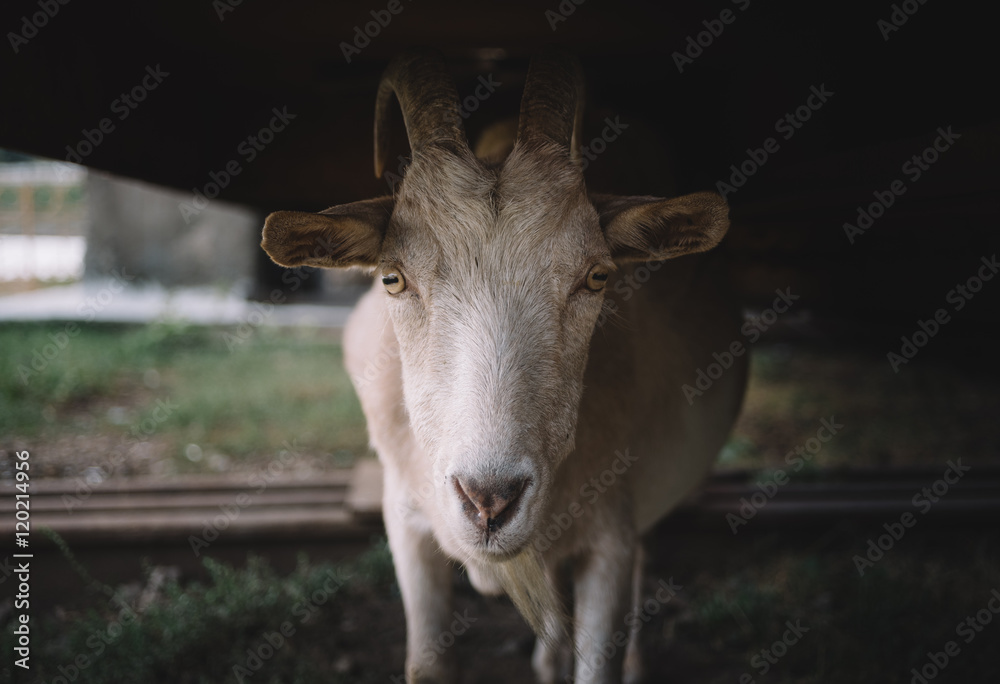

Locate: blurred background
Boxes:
[1,1,998,682]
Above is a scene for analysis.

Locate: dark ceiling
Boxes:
[2,0,997,332]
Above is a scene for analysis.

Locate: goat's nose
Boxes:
[453,475,530,533]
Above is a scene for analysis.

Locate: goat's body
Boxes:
[345,245,746,682]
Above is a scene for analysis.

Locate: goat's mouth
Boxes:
[464,531,531,561]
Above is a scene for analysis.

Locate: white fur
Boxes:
[337,138,747,683]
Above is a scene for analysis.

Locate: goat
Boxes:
[261,47,747,684]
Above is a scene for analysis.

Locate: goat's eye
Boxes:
[382,272,405,294]
[585,265,609,292]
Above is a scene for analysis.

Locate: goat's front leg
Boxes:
[623,545,646,684]
[572,528,636,684]
[383,468,457,684]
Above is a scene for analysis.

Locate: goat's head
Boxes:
[262,48,729,562]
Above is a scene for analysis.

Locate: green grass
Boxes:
[722,345,1000,471]
[4,321,998,479]
[0,321,368,475]
[1,540,398,684]
[667,531,1000,683]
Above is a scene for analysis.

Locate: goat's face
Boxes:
[380,145,610,558]
[261,49,730,562]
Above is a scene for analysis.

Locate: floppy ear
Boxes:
[261,196,394,269]
[591,191,730,263]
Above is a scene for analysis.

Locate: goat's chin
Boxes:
[477,546,571,648]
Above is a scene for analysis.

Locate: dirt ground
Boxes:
[318,522,1000,684]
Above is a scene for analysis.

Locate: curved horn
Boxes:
[374,48,468,178]
[516,48,585,163]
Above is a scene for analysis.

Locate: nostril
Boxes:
[453,476,530,533]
